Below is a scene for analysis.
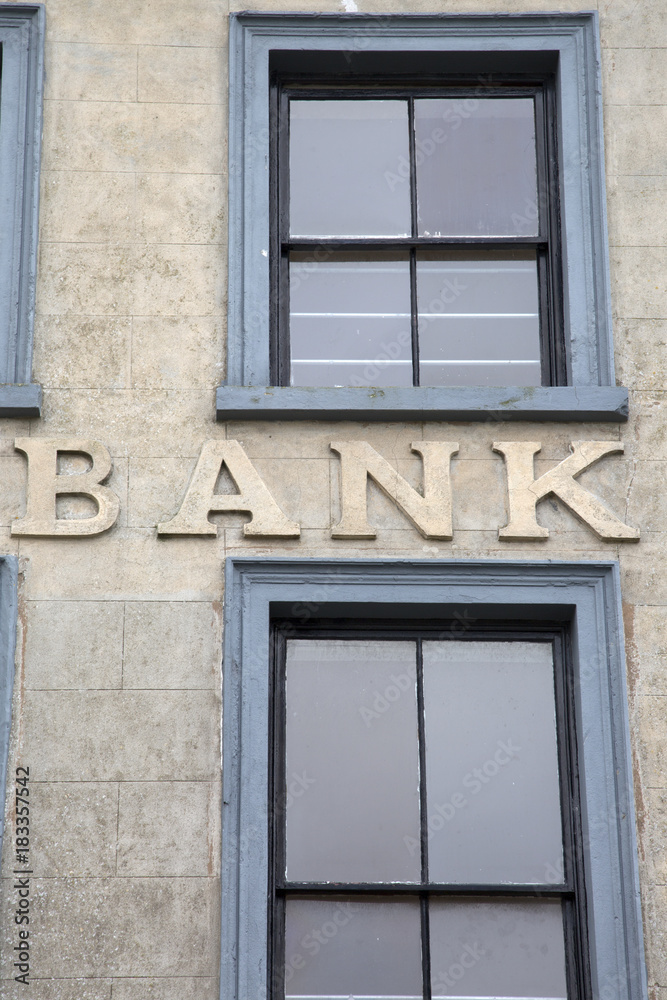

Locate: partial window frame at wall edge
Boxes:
[218,11,628,423]
[219,558,648,1000]
[0,3,44,418]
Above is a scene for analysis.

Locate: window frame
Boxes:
[220,558,647,1000]
[270,619,589,1000]
[219,12,627,422]
[0,4,44,418]
[0,554,19,855]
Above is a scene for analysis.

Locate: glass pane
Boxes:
[284,897,422,1000]
[285,640,421,883]
[417,258,541,387]
[290,100,411,237]
[430,898,567,1000]
[415,98,538,237]
[290,257,412,387]
[422,641,563,884]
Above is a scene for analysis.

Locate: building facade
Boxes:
[0,1,664,999]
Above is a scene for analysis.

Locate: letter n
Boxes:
[330,440,458,540]
[158,440,300,537]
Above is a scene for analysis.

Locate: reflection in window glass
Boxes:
[290,100,411,238]
[289,257,412,387]
[422,640,563,884]
[415,98,538,237]
[417,257,541,386]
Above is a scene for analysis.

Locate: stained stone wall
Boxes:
[0,0,665,998]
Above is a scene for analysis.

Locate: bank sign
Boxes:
[9,437,639,542]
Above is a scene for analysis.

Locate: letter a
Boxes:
[12,438,120,536]
[330,440,458,539]
[158,439,300,537]
[493,440,639,541]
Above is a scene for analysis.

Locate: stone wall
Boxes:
[0,0,664,997]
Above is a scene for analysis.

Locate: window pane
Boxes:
[429,898,567,1000]
[290,257,412,387]
[285,640,421,883]
[290,100,411,238]
[284,897,422,1000]
[416,257,541,386]
[422,641,563,884]
[415,98,538,237]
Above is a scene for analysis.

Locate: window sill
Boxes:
[216,385,628,422]
[0,384,42,418]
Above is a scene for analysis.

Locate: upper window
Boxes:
[0,4,44,418]
[278,85,564,389]
[218,13,628,421]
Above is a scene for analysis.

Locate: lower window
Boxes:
[271,623,586,1000]
[220,560,647,1000]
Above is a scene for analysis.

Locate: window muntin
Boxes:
[278,85,561,390]
[273,626,583,1000]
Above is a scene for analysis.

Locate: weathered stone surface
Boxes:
[22,690,220,780]
[138,45,226,105]
[117,781,220,875]
[109,978,219,1000]
[123,601,220,689]
[28,782,118,876]
[34,316,132,390]
[24,600,124,690]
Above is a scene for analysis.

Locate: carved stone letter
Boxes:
[493,440,640,541]
[330,440,459,540]
[12,438,120,536]
[158,439,300,537]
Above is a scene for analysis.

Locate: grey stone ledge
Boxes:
[216,385,629,422]
[0,383,42,418]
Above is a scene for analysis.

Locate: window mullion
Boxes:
[408,98,421,385]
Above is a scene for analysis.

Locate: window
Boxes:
[278,84,563,390]
[0,555,19,855]
[220,559,647,1000]
[0,4,44,418]
[218,13,627,421]
[272,625,584,1000]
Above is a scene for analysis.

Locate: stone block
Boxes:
[0,457,26,529]
[46,0,228,47]
[45,41,137,103]
[623,392,667,462]
[0,877,219,978]
[131,316,224,391]
[625,604,667,695]
[602,47,667,106]
[117,781,220,875]
[135,173,226,246]
[110,979,219,1000]
[645,787,667,885]
[599,0,667,49]
[608,176,667,249]
[615,320,667,391]
[625,461,667,534]
[37,244,136,316]
[610,247,667,320]
[28,782,118,876]
[123,601,221,689]
[226,421,425,460]
[422,424,622,462]
[128,455,201,528]
[24,600,124,690]
[40,171,136,244]
[0,979,112,1000]
[131,245,224,317]
[34,316,132,390]
[46,99,224,174]
[22,690,220,781]
[644,883,667,986]
[635,695,667,788]
[606,106,667,178]
[138,45,225,105]
[252,457,332,531]
[39,389,219,460]
[621,535,667,605]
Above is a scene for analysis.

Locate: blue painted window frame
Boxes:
[218,12,628,422]
[0,4,44,418]
[0,555,19,854]
[220,557,647,1000]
